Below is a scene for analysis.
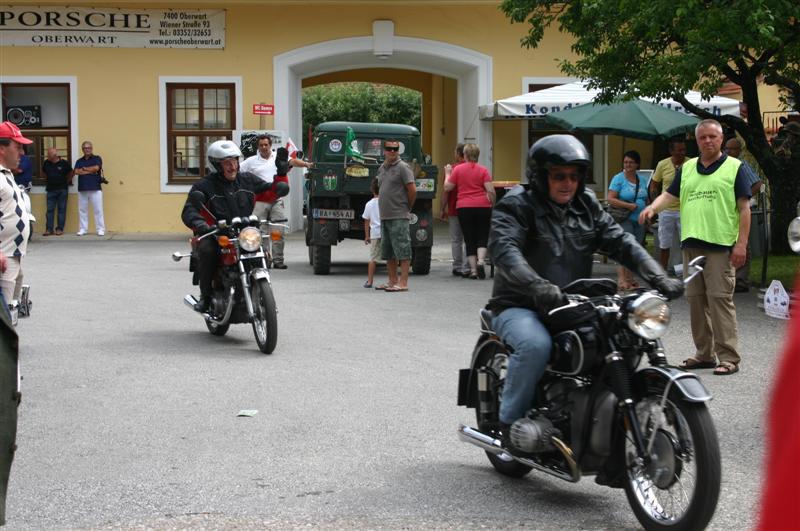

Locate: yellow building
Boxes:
[0,1,781,234]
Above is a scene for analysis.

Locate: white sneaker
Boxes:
[97,231,105,236]
[76,231,86,236]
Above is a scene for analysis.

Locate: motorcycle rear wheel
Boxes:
[622,390,721,531]
[475,346,533,478]
[251,278,278,354]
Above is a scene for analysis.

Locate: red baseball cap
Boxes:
[0,121,33,144]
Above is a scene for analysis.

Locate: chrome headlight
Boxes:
[627,293,671,339]
[238,226,262,252]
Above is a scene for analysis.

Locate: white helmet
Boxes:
[207,140,242,173]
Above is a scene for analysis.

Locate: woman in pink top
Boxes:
[443,143,496,279]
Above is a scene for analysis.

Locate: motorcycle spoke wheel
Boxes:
[251,279,278,354]
[622,392,720,530]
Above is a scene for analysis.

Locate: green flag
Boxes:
[345,127,364,162]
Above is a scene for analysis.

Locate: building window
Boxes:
[1,83,71,186]
[167,83,234,184]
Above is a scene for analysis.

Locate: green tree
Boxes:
[500,0,800,252]
[302,82,421,147]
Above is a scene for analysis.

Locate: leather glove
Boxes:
[194,222,212,235]
[275,147,290,176]
[533,282,568,314]
[653,277,684,300]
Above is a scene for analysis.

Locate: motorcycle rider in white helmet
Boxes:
[181,140,289,312]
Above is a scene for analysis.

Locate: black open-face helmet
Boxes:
[526,135,591,194]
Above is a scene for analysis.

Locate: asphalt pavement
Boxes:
[6,223,788,530]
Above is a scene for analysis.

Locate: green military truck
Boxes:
[305,121,438,275]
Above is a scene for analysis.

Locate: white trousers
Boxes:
[78,190,105,234]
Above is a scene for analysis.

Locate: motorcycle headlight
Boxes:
[627,293,671,339]
[238,227,262,252]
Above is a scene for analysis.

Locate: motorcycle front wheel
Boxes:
[251,278,278,354]
[622,389,721,531]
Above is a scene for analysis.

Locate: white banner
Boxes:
[0,6,225,48]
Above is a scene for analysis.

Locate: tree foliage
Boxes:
[500,0,800,252]
[302,82,421,144]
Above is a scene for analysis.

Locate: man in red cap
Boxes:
[0,121,30,523]
[0,121,33,306]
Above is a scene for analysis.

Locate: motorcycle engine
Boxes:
[509,415,562,454]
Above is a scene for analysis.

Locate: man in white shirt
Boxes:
[240,134,312,269]
[0,122,32,305]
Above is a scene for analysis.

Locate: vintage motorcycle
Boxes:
[173,191,284,354]
[457,257,720,531]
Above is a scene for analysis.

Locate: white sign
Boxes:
[0,6,225,48]
[415,178,435,192]
[764,280,791,320]
[312,209,354,220]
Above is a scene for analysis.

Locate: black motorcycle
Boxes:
[457,257,720,531]
[173,192,281,354]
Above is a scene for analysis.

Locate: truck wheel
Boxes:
[312,245,331,275]
[308,244,314,266]
[411,247,431,275]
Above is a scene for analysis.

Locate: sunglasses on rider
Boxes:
[550,171,581,182]
[384,145,400,152]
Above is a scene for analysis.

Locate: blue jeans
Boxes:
[493,307,552,425]
[46,189,68,232]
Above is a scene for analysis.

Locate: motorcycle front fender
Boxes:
[250,268,270,283]
[634,366,712,403]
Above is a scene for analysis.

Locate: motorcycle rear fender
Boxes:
[634,366,712,403]
[457,335,505,408]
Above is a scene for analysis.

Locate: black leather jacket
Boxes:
[488,183,667,315]
[181,171,272,231]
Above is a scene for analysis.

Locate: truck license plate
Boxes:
[313,208,355,220]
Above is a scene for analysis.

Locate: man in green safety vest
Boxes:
[641,118,753,376]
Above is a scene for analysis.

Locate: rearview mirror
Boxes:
[684,256,706,285]
[788,216,800,254]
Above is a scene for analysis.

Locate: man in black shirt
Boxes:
[42,148,72,236]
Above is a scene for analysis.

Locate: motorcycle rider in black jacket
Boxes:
[487,135,683,450]
[181,140,289,312]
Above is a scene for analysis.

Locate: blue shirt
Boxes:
[74,155,103,191]
[15,155,33,187]
[608,172,648,223]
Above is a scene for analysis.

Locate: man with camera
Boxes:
[73,140,107,236]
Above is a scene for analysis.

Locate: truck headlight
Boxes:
[627,293,670,339]
[238,227,262,252]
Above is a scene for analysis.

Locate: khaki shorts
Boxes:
[369,238,382,262]
[380,218,411,261]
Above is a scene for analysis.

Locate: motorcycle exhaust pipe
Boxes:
[458,424,505,454]
[457,424,580,483]
[183,294,199,310]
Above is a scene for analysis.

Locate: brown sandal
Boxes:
[679,357,717,370]
[713,361,739,376]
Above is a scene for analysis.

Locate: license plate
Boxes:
[312,208,355,220]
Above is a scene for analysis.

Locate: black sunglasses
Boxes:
[550,171,581,182]
[384,145,400,152]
